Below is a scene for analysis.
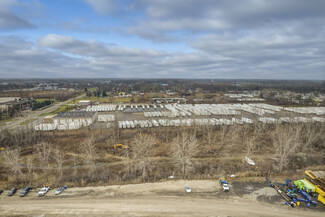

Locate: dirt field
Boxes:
[0,180,324,216]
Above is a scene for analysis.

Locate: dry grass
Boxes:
[0,122,324,187]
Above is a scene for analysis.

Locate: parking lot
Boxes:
[0,180,324,216]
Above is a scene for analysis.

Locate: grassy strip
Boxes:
[41,105,75,116]
[19,118,37,126]
[77,96,135,104]
[77,96,113,103]
[0,118,13,127]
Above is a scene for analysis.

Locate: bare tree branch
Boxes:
[2,147,22,180]
[34,141,52,182]
[80,136,97,180]
[131,133,156,180]
[54,148,64,183]
[171,132,199,178]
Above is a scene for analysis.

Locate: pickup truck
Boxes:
[38,186,50,196]
[219,179,230,192]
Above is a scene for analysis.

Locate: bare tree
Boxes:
[80,136,97,180]
[171,132,199,178]
[34,141,52,182]
[252,121,266,152]
[220,125,228,142]
[2,147,23,180]
[300,123,322,152]
[206,125,217,153]
[72,156,78,178]
[54,148,64,183]
[26,158,34,185]
[272,124,302,172]
[244,136,256,157]
[14,125,39,147]
[124,148,131,175]
[131,133,156,180]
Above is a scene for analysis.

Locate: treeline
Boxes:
[85,88,107,97]
[94,79,325,95]
[0,90,83,101]
[31,100,53,110]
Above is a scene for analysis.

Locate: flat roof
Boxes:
[0,97,21,104]
[55,111,96,118]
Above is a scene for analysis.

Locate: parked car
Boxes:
[219,179,230,192]
[55,187,64,195]
[185,185,192,193]
[0,189,3,195]
[38,186,50,196]
[7,188,17,196]
[19,187,32,197]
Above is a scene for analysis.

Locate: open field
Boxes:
[0,180,324,217]
[77,96,113,103]
[41,104,75,116]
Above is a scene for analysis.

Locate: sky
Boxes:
[0,0,324,80]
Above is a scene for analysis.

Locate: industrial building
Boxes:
[35,111,98,131]
[78,100,91,106]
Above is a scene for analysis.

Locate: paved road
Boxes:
[0,93,86,131]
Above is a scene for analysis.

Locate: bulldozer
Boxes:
[113,144,129,149]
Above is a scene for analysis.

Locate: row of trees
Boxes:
[85,89,107,97]
[31,100,53,110]
[2,132,200,186]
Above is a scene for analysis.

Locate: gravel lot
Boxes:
[0,180,324,216]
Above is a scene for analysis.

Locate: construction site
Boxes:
[0,100,324,215]
[265,170,325,208]
[1,82,324,216]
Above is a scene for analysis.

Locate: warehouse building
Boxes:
[78,100,91,106]
[35,111,98,131]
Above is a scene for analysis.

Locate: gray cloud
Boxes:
[84,0,140,16]
[140,0,325,28]
[0,34,324,79]
[38,34,164,57]
[84,0,116,15]
[1,0,324,79]
[0,11,36,30]
[0,0,37,30]
[120,0,325,42]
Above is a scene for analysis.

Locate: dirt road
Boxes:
[1,196,321,217]
[0,180,323,216]
[0,93,85,130]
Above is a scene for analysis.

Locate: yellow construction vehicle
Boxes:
[114,144,129,149]
[305,170,325,205]
[0,147,4,151]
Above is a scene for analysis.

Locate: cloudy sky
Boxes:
[0,0,324,79]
